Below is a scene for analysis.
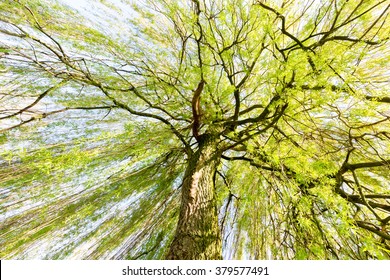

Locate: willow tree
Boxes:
[1,0,390,260]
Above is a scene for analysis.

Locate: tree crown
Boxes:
[1,0,390,259]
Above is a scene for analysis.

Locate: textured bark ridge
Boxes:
[167,135,222,259]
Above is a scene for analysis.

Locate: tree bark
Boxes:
[166,134,222,259]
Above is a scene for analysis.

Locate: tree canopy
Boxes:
[1,0,390,259]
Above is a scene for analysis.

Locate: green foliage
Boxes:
[1,0,390,259]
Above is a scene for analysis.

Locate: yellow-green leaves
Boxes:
[1,0,390,260]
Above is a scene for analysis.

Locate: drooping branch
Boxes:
[0,3,194,154]
[0,80,67,121]
[222,144,390,243]
[95,83,192,153]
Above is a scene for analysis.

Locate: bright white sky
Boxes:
[57,0,138,37]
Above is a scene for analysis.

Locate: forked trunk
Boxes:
[167,135,222,259]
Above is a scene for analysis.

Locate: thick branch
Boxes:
[0,80,67,120]
[0,106,116,133]
[365,96,390,103]
[355,221,390,241]
[225,95,281,127]
[223,103,288,151]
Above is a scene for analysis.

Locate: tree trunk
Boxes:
[167,134,222,259]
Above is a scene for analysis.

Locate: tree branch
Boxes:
[0,80,67,120]
[0,106,117,133]
[345,160,390,171]
[355,221,390,241]
[95,84,192,154]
